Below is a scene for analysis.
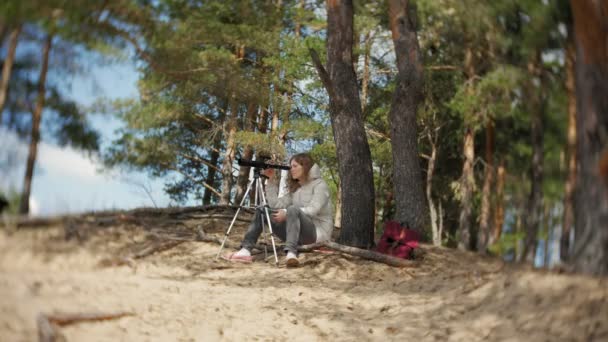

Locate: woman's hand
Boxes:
[271,209,287,223]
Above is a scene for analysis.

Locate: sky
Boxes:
[1,61,175,217]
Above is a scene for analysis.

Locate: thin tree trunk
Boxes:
[203,148,220,205]
[362,34,374,232]
[543,204,552,268]
[360,31,372,115]
[458,127,475,250]
[219,98,238,205]
[491,158,506,245]
[19,35,53,215]
[234,103,257,204]
[426,135,441,246]
[387,0,428,233]
[202,103,227,205]
[219,45,247,205]
[570,0,608,276]
[458,46,476,251]
[0,24,22,122]
[310,0,375,248]
[561,33,576,262]
[477,121,495,253]
[295,0,304,38]
[334,184,342,229]
[522,55,544,264]
[382,187,394,223]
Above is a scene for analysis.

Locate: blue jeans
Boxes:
[242,206,317,254]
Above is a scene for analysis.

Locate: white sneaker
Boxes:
[286,251,299,268]
[234,248,251,257]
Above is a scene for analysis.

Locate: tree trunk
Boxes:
[570,0,608,276]
[202,148,220,205]
[426,136,442,246]
[491,158,506,245]
[387,0,428,234]
[522,55,544,264]
[219,102,238,205]
[203,102,227,205]
[334,183,342,229]
[458,127,475,250]
[477,121,495,253]
[363,37,375,232]
[0,24,22,122]
[19,35,53,215]
[310,0,375,248]
[360,31,372,115]
[219,98,238,205]
[458,46,476,251]
[561,33,576,262]
[234,103,257,204]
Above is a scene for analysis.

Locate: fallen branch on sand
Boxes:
[38,311,133,342]
[298,241,419,268]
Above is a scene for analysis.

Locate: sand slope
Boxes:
[1,209,606,341]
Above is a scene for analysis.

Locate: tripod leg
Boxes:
[257,180,269,260]
[259,186,279,266]
[215,179,254,260]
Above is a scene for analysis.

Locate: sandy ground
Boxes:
[0,209,607,341]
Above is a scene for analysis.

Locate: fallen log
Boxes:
[299,241,419,268]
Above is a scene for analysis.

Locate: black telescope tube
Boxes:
[237,158,291,171]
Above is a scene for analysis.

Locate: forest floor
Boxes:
[1,206,607,342]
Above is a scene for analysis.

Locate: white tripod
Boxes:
[215,167,280,265]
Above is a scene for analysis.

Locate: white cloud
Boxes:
[37,143,101,182]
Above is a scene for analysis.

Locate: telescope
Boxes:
[237,158,291,171]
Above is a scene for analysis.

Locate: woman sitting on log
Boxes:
[226,153,334,267]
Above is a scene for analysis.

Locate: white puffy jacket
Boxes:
[265,164,334,242]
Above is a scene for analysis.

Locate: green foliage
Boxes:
[448,66,523,129]
[235,131,286,159]
[0,188,21,216]
[489,230,525,256]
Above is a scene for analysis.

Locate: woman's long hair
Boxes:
[286,153,314,193]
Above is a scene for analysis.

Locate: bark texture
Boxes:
[570,0,608,276]
[477,122,495,253]
[561,35,577,262]
[458,128,474,250]
[219,99,238,205]
[457,47,476,250]
[387,0,429,233]
[311,0,375,248]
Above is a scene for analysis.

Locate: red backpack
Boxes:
[376,221,420,259]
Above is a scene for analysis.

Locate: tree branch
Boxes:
[309,48,337,100]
